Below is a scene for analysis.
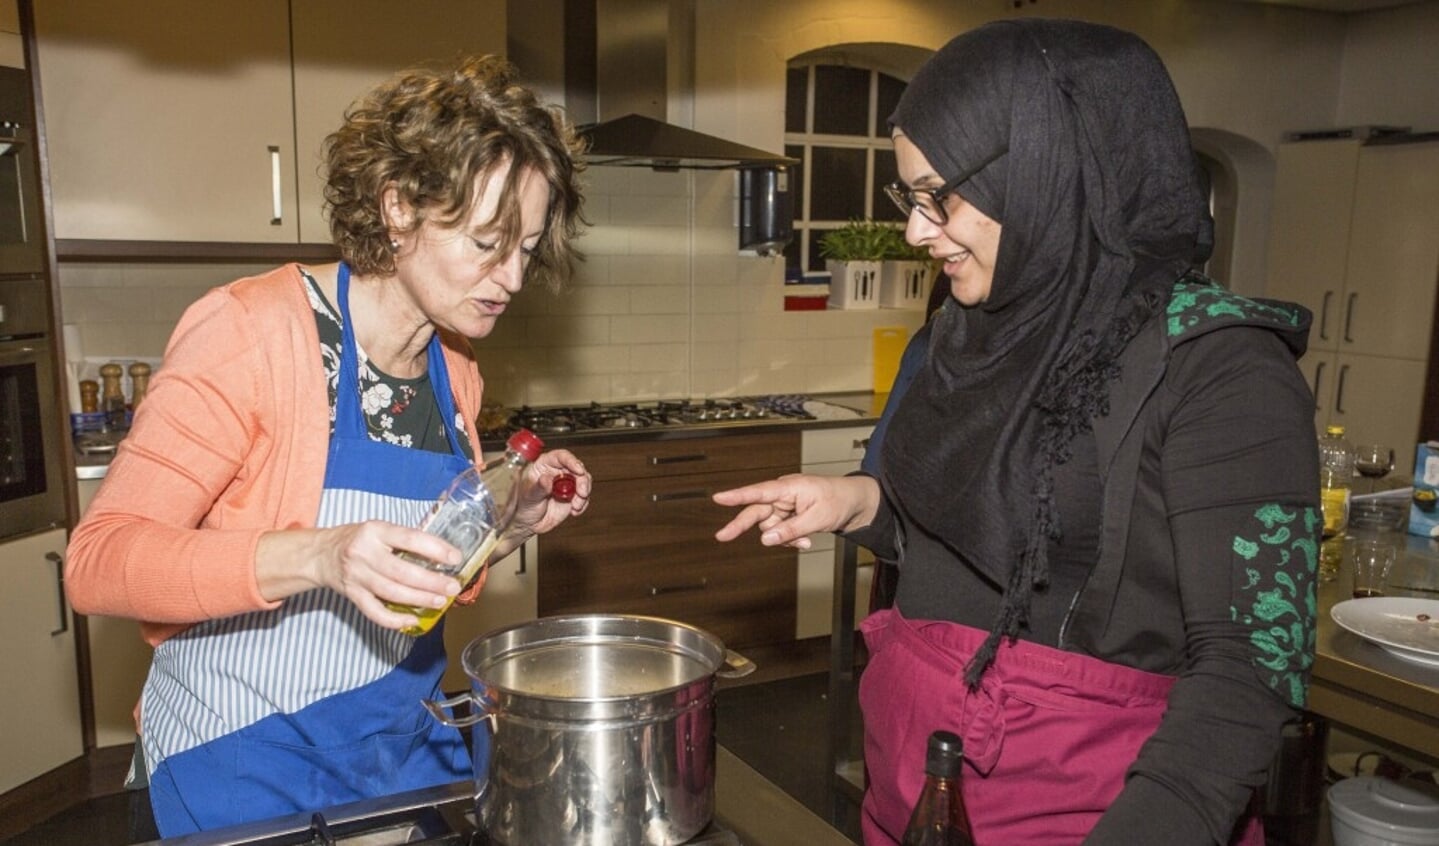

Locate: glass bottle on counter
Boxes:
[386,428,544,635]
[1318,424,1354,583]
[901,730,976,846]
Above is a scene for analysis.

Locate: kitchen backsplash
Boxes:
[56,167,925,409]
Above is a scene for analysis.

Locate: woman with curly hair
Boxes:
[715,20,1319,845]
[66,55,591,837]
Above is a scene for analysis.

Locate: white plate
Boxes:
[1331,597,1439,668]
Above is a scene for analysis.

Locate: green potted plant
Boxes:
[817,220,889,309]
[876,226,935,309]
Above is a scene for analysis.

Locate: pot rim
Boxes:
[459,613,729,704]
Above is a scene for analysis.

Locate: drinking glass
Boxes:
[1349,537,1398,599]
[1354,444,1394,494]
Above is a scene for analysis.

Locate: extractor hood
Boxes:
[511,0,794,172]
[578,113,795,171]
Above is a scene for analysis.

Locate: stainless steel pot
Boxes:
[424,614,755,846]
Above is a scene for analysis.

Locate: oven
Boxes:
[0,65,47,276]
[0,276,66,541]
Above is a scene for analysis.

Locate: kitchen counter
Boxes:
[716,745,856,846]
[74,392,889,481]
[1310,534,1439,764]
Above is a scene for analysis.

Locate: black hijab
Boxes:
[882,20,1213,685]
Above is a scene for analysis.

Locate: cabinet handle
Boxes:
[269,146,283,225]
[1335,363,1349,414]
[1343,292,1357,344]
[650,490,709,503]
[1312,360,1325,411]
[649,453,707,465]
[854,438,870,451]
[45,551,68,637]
[1318,290,1333,341]
[516,541,527,576]
[649,578,709,596]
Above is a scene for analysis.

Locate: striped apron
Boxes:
[142,264,473,836]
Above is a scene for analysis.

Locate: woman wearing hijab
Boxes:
[714,20,1319,845]
[66,56,591,837]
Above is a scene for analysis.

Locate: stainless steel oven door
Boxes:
[0,334,66,540]
[0,66,46,276]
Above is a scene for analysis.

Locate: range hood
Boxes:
[578,113,795,171]
[510,0,794,172]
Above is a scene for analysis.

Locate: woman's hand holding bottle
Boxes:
[257,431,592,634]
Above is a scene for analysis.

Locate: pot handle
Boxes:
[717,649,756,679]
[422,691,492,728]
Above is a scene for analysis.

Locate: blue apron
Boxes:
[143,264,473,836]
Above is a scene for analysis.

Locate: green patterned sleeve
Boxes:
[1230,503,1321,707]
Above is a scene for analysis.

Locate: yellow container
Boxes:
[873,327,909,394]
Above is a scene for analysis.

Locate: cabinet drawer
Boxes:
[801,426,874,466]
[575,431,800,482]
[539,467,797,648]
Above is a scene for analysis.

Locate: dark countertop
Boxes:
[1311,534,1439,762]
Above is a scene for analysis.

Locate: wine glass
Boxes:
[1354,444,1394,493]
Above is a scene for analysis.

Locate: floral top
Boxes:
[301,270,473,460]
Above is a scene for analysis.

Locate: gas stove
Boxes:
[480,396,815,441]
[144,781,741,845]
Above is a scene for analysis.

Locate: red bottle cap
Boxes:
[551,474,577,503]
[507,428,544,462]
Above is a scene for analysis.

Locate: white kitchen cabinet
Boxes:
[0,528,83,794]
[34,0,298,243]
[796,425,875,639]
[35,0,504,245]
[1264,136,1439,474]
[76,477,152,750]
[288,1,505,244]
[1263,138,1362,362]
[1311,351,1430,478]
[441,536,536,693]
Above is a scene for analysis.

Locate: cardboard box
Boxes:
[1409,441,1439,537]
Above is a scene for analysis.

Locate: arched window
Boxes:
[783,62,908,279]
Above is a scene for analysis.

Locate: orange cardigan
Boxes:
[65,264,485,647]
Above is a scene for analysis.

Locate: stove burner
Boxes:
[477,396,812,441]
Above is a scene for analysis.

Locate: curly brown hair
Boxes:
[323,54,586,291]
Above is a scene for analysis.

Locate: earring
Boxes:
[388,238,401,253]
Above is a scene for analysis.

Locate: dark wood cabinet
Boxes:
[538,431,800,648]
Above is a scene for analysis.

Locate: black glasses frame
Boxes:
[884,145,1008,225]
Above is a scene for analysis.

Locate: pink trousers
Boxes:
[857,608,1264,845]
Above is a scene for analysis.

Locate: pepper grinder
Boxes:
[98,362,127,431]
[79,380,99,414]
[128,362,152,410]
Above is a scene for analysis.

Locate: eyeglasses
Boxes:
[884,145,1008,226]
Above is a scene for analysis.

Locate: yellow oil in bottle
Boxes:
[388,533,500,636]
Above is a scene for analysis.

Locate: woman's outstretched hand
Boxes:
[713,473,881,550]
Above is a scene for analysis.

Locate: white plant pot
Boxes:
[826,260,881,310]
[880,260,932,309]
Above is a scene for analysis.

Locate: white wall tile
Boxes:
[56,179,894,403]
[609,314,689,345]
[629,285,690,316]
